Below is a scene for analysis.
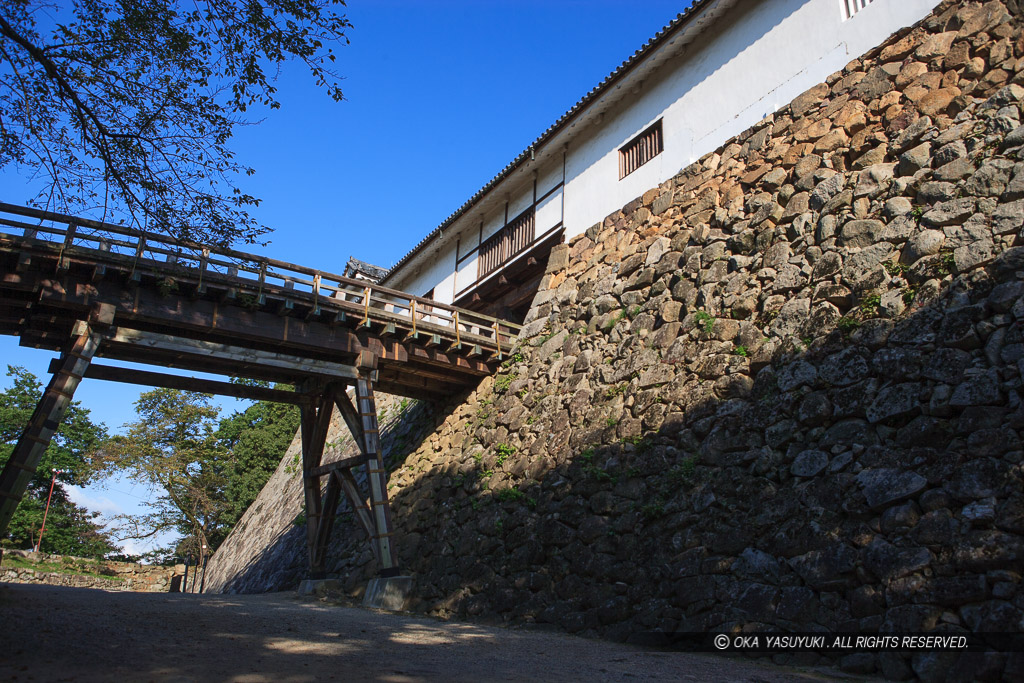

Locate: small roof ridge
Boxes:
[345,256,388,282]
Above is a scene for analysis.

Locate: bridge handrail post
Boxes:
[197,248,209,289]
[56,222,77,269]
[130,235,146,280]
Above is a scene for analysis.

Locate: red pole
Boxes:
[35,468,63,553]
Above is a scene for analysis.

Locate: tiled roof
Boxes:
[381,0,713,283]
[344,256,388,282]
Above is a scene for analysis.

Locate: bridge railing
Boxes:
[0,202,521,355]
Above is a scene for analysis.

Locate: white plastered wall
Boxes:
[562,0,941,240]
[399,246,457,305]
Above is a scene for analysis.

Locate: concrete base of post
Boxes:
[362,575,414,611]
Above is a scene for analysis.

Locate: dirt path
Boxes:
[0,583,850,682]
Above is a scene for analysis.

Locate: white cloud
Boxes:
[66,485,124,517]
[66,481,179,556]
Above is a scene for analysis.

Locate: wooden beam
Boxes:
[301,391,336,579]
[0,303,114,536]
[354,368,398,574]
[307,453,369,478]
[334,469,377,557]
[405,344,492,375]
[35,278,365,357]
[50,361,314,405]
[313,473,342,571]
[108,328,360,380]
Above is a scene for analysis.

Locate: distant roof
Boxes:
[380,0,714,284]
[344,256,388,282]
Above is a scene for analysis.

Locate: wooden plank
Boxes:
[108,328,361,380]
[405,344,492,375]
[20,248,514,352]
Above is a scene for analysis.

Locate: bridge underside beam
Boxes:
[49,361,315,406]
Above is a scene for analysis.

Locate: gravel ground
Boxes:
[0,583,854,682]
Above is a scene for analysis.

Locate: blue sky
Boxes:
[1,0,691,553]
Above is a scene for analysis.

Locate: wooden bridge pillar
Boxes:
[0,303,114,537]
[299,353,399,581]
[299,387,335,579]
[353,353,399,575]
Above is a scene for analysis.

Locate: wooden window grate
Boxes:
[478,208,536,278]
[619,120,663,179]
[842,0,874,20]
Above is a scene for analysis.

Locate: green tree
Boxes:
[93,388,229,564]
[0,366,115,556]
[217,387,299,529]
[0,0,351,245]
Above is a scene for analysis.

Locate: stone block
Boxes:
[363,575,415,611]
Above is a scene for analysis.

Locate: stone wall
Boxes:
[1,550,183,592]
[208,1,1024,679]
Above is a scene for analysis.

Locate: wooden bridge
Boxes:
[0,202,521,580]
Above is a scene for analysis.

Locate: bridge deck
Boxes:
[0,202,521,399]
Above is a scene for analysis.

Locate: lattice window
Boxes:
[842,0,874,20]
[478,208,536,278]
[619,120,663,179]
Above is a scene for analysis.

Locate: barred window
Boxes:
[842,0,874,20]
[478,208,536,278]
[619,120,663,179]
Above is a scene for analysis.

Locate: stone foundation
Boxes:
[1,550,183,592]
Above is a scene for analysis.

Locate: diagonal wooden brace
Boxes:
[334,469,379,564]
[0,303,114,537]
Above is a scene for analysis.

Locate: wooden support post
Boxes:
[355,353,399,576]
[331,361,399,575]
[313,472,342,570]
[0,304,114,537]
[300,389,334,579]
